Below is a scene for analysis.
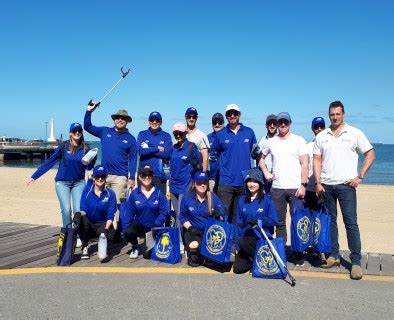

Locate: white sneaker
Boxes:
[129,249,139,259]
[81,246,90,260]
[76,237,82,248]
[180,244,185,255]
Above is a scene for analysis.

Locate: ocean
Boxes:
[1,142,393,186]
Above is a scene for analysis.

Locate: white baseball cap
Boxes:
[225,103,240,112]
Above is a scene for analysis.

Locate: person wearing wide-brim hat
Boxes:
[233,167,278,274]
[84,103,137,214]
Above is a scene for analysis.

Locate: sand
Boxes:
[0,167,393,254]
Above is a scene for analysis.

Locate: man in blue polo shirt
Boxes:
[208,112,225,193]
[137,111,172,193]
[84,103,137,204]
[212,104,257,224]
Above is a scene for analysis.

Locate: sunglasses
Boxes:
[266,121,277,127]
[186,114,197,119]
[278,119,290,126]
[71,129,82,134]
[149,118,161,123]
[212,121,224,126]
[173,131,185,136]
[226,111,240,117]
[140,174,153,179]
[114,115,127,121]
[94,174,107,180]
[313,125,325,130]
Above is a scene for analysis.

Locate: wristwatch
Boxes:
[358,174,364,180]
[301,183,307,187]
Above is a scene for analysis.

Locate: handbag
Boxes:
[252,229,287,279]
[56,224,77,266]
[200,216,233,264]
[312,206,332,254]
[151,227,182,264]
[118,189,132,234]
[290,200,313,252]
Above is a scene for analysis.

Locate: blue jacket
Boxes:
[137,128,173,180]
[84,111,137,178]
[123,187,169,229]
[31,141,94,181]
[207,131,220,180]
[169,140,201,194]
[235,195,278,248]
[179,191,225,231]
[211,123,257,187]
[80,184,117,223]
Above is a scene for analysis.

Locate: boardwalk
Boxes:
[1,222,393,277]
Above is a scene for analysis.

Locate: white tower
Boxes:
[48,118,56,142]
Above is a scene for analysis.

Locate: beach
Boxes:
[0,167,393,254]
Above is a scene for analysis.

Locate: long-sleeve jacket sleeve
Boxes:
[154,191,170,227]
[31,144,62,180]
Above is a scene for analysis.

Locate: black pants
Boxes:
[217,185,244,224]
[233,236,258,274]
[152,176,167,194]
[77,216,116,247]
[183,228,203,254]
[124,221,151,248]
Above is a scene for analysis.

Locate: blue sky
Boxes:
[1,0,393,143]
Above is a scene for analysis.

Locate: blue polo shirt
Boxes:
[122,187,169,229]
[179,191,225,231]
[235,195,278,247]
[80,184,117,223]
[211,123,257,187]
[169,140,201,194]
[137,128,173,180]
[207,131,220,180]
[31,142,94,181]
[84,111,137,178]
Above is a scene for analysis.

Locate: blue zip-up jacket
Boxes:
[137,128,173,180]
[122,187,169,229]
[80,184,117,223]
[31,142,94,181]
[169,140,201,194]
[211,123,257,187]
[179,191,225,231]
[84,111,137,178]
[235,195,278,249]
[207,131,220,180]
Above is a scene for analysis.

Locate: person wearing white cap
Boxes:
[211,103,257,225]
[258,111,308,266]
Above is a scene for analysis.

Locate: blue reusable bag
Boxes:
[312,207,332,254]
[252,232,288,279]
[118,189,132,234]
[290,200,313,252]
[151,227,182,264]
[57,225,77,266]
[200,217,233,264]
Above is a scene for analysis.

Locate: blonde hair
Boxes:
[189,181,212,215]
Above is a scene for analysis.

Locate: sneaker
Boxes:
[81,246,90,260]
[76,237,82,248]
[321,256,340,268]
[129,249,139,259]
[180,243,185,255]
[187,254,200,267]
[294,252,305,267]
[350,265,363,280]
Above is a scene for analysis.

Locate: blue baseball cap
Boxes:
[69,122,83,132]
[93,165,108,177]
[193,171,209,182]
[212,113,224,122]
[185,107,198,116]
[277,112,292,122]
[149,111,162,122]
[312,117,325,128]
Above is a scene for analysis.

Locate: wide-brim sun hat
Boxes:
[111,109,132,123]
[244,167,264,186]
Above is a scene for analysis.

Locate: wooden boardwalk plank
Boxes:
[0,225,48,239]
[366,253,381,275]
[381,254,394,276]
[0,227,58,248]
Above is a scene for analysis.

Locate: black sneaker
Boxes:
[294,252,305,266]
[81,246,90,260]
[187,254,200,267]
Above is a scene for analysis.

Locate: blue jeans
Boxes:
[55,180,86,228]
[323,184,361,266]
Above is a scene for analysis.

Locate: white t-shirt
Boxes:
[263,133,308,189]
[313,123,373,185]
[187,128,209,151]
[257,135,274,172]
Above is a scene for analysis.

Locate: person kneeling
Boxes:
[180,171,225,267]
[123,166,169,259]
[234,168,278,274]
[76,165,117,260]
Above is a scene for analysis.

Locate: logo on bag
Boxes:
[256,244,279,274]
[297,216,311,244]
[205,224,226,255]
[313,217,321,245]
[155,233,172,259]
[57,233,65,257]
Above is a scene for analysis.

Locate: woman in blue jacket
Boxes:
[123,166,169,259]
[179,171,225,267]
[28,123,95,230]
[234,167,278,274]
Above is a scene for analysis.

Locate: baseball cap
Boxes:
[277,112,292,122]
[312,117,325,128]
[185,107,198,116]
[93,165,107,177]
[225,103,240,113]
[149,111,162,122]
[172,122,186,132]
[212,113,224,122]
[69,122,83,132]
[265,114,277,124]
[192,171,209,182]
[138,165,154,176]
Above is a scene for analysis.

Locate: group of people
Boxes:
[28,100,375,280]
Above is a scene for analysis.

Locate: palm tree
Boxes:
[160,235,170,252]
